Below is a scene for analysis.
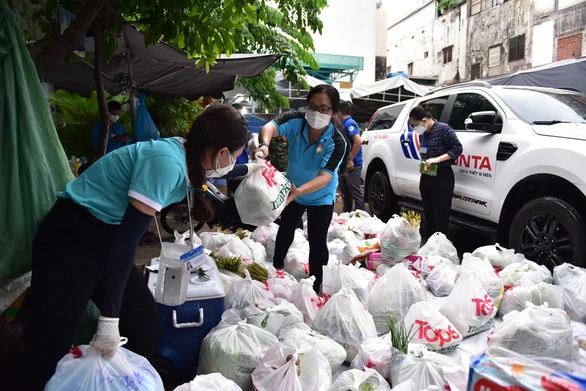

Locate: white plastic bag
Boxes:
[252,339,332,391]
[216,236,253,266]
[417,232,459,264]
[241,237,266,265]
[45,345,164,391]
[240,298,304,337]
[235,160,291,226]
[487,303,574,362]
[439,271,497,337]
[173,230,202,247]
[322,262,376,303]
[331,368,391,391]
[379,215,421,262]
[553,263,586,322]
[225,269,274,310]
[279,322,347,372]
[472,243,520,271]
[312,287,378,361]
[284,248,310,280]
[367,264,425,334]
[459,253,505,309]
[499,259,552,288]
[426,264,458,297]
[359,216,388,239]
[350,334,394,382]
[219,269,244,296]
[403,301,462,352]
[250,223,279,247]
[289,276,325,325]
[265,273,299,301]
[200,231,230,252]
[499,280,564,315]
[390,349,467,391]
[197,311,279,391]
[173,373,242,391]
[327,224,363,244]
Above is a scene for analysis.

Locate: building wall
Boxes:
[467,0,531,79]
[386,1,467,85]
[311,0,379,87]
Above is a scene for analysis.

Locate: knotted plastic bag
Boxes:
[379,215,421,262]
[426,264,459,297]
[197,310,279,391]
[289,276,325,326]
[331,368,391,391]
[417,232,459,264]
[252,339,332,391]
[279,322,347,372]
[225,269,274,310]
[45,345,164,391]
[240,298,304,337]
[235,160,291,226]
[173,373,242,391]
[350,334,394,382]
[312,287,377,361]
[367,263,425,334]
[487,303,573,362]
[498,280,564,316]
[553,263,586,322]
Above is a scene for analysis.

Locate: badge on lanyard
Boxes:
[316,144,324,154]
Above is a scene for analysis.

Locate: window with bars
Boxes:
[442,46,453,64]
[509,35,525,62]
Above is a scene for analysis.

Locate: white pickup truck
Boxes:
[360,82,586,268]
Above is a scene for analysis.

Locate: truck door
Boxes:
[394,96,450,199]
[447,92,503,217]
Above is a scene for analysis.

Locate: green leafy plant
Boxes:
[438,0,460,12]
[145,95,203,137]
[388,315,416,354]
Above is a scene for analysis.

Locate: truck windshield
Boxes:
[495,89,586,125]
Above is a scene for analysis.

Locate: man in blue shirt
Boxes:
[92,101,129,154]
[338,101,365,212]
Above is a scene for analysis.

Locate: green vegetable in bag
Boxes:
[419,161,438,176]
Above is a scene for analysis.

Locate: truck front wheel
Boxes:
[367,171,398,222]
[509,196,586,269]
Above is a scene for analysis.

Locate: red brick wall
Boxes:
[557,33,583,61]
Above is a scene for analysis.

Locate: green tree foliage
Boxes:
[21,0,328,110]
[48,89,129,158]
[145,95,203,137]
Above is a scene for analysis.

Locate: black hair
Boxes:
[107,101,122,112]
[409,106,432,121]
[307,84,341,113]
[184,105,249,222]
[339,101,352,116]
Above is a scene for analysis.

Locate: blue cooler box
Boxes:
[148,256,224,381]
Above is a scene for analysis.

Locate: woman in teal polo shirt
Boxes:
[17,105,249,390]
[256,84,348,293]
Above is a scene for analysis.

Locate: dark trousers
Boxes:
[419,166,455,238]
[13,199,160,391]
[339,165,365,212]
[273,201,334,293]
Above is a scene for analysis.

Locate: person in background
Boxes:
[255,84,348,293]
[409,105,463,238]
[338,100,365,212]
[14,105,253,390]
[92,100,129,154]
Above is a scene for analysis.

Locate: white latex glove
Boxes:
[90,316,120,359]
[245,161,266,176]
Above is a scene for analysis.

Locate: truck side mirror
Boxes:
[465,111,503,133]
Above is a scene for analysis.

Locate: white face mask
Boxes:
[413,124,427,135]
[206,151,236,178]
[305,110,331,130]
[109,114,120,123]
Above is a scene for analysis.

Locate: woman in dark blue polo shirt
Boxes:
[409,105,463,238]
[256,84,348,293]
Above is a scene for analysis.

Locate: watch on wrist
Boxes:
[260,142,270,148]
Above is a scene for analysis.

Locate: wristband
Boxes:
[259,142,270,148]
